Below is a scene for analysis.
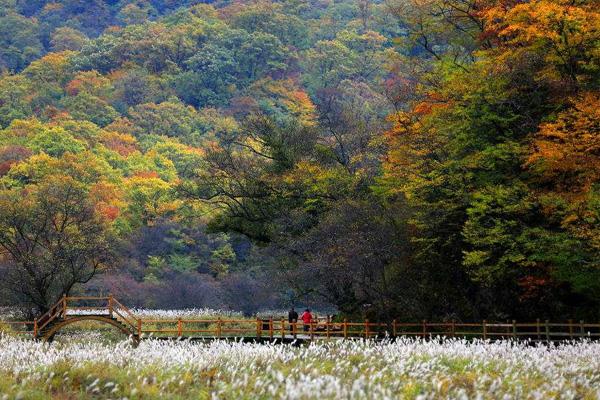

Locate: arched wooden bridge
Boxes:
[2,296,600,342]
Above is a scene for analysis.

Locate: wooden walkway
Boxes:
[1,296,600,342]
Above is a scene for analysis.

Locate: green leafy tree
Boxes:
[0,75,31,127]
[63,92,119,127]
[50,27,88,52]
[128,99,200,140]
[380,0,600,319]
[0,175,112,313]
[0,11,42,71]
[29,126,86,157]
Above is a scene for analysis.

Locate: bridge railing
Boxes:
[63,296,111,316]
[36,296,69,333]
[111,297,138,333]
[2,295,600,341]
[132,318,600,341]
[0,321,35,336]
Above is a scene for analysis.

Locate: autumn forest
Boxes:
[0,0,598,322]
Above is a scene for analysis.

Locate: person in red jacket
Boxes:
[300,309,312,332]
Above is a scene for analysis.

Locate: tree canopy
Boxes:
[0,0,598,320]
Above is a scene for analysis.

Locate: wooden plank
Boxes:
[66,296,110,301]
[569,320,574,339]
[483,320,487,340]
[139,319,180,323]
[169,319,218,324]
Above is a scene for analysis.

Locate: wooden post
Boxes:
[512,320,517,340]
[422,320,427,337]
[269,318,273,339]
[569,319,574,339]
[326,315,330,339]
[62,294,67,318]
[137,319,141,338]
[256,318,261,339]
[292,320,297,339]
[451,320,456,337]
[217,318,222,339]
[281,318,285,339]
[177,318,182,337]
[545,319,550,342]
[580,320,585,337]
[108,294,113,318]
[343,318,348,339]
[536,319,541,340]
[310,321,314,340]
[365,319,370,339]
[483,320,487,340]
[33,318,38,337]
[392,319,397,337]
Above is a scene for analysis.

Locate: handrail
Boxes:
[112,308,137,332]
[0,321,33,325]
[37,297,66,332]
[113,310,137,330]
[37,311,60,331]
[5,295,598,341]
[66,296,111,301]
[112,298,137,322]
[36,297,64,323]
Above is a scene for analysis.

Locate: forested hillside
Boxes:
[0,0,598,321]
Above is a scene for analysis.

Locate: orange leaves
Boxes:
[528,92,600,194]
[100,205,120,221]
[246,78,317,127]
[89,181,124,222]
[527,92,600,247]
[385,111,417,138]
[133,171,160,179]
[285,89,317,126]
[412,92,449,115]
[481,0,600,84]
[66,71,112,98]
[99,131,139,156]
[485,0,599,44]
[413,102,433,115]
[517,275,551,301]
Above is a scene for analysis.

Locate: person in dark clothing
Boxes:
[288,307,298,333]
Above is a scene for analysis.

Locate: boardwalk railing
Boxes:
[1,296,600,341]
